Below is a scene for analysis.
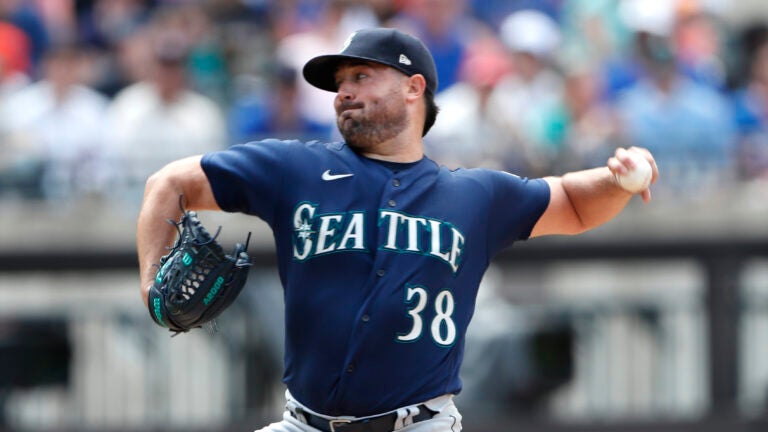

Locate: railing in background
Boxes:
[0,271,284,431]
[0,238,766,431]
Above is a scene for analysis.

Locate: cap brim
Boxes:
[302,54,347,92]
[303,53,411,93]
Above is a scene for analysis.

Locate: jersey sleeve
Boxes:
[485,171,550,255]
[200,139,301,225]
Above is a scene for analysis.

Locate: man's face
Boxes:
[333,61,410,150]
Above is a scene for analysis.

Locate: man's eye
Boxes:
[356,73,367,80]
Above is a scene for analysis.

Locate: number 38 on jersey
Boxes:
[396,285,457,346]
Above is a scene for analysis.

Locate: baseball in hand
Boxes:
[615,153,652,193]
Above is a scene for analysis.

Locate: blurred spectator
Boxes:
[559,0,632,89]
[486,9,565,177]
[77,0,150,49]
[615,31,735,196]
[389,0,477,93]
[205,0,273,101]
[540,64,620,174]
[125,4,232,106]
[602,0,728,98]
[104,31,227,198]
[671,1,728,89]
[0,45,108,200]
[469,0,562,29]
[76,0,153,96]
[274,0,377,138]
[228,63,330,143]
[35,0,79,45]
[0,0,49,75]
[426,37,513,170]
[0,0,761,204]
[731,24,768,181]
[598,0,678,101]
[0,21,31,97]
[546,0,628,170]
[174,4,229,106]
[364,0,399,23]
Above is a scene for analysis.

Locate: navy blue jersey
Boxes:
[201,139,550,416]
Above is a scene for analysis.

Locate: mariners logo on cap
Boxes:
[399,54,412,65]
[342,32,357,52]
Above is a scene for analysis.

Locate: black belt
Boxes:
[291,405,437,432]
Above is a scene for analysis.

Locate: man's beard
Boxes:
[337,98,409,150]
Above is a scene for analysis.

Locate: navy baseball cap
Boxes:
[303,27,438,94]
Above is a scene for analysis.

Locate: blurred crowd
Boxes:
[0,0,767,202]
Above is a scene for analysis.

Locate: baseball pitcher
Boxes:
[137,28,658,432]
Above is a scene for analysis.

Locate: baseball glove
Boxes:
[148,205,252,335]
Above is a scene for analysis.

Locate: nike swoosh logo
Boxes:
[322,170,354,181]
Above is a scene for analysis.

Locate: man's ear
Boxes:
[405,74,427,101]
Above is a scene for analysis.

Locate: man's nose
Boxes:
[337,81,355,100]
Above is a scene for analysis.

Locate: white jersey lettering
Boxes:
[448,226,465,273]
[315,214,344,254]
[293,204,367,259]
[427,219,450,263]
[292,205,465,272]
[379,210,465,273]
[338,212,365,250]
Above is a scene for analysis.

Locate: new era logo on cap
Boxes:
[302,28,438,94]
